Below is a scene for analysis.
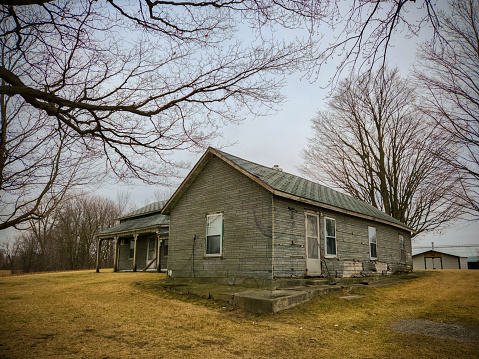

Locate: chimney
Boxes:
[272,165,283,171]
[432,242,435,251]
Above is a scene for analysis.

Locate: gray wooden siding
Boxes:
[272,196,412,278]
[272,196,306,277]
[168,156,273,280]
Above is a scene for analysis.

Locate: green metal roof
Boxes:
[215,149,411,230]
[119,200,168,220]
[413,245,479,258]
[162,148,412,231]
[98,201,169,237]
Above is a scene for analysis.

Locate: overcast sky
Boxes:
[100,3,475,248]
[1,1,477,247]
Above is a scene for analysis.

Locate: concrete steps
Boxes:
[232,285,342,314]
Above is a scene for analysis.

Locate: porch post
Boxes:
[95,237,102,273]
[157,237,163,273]
[132,234,138,272]
[113,236,119,272]
[158,240,163,273]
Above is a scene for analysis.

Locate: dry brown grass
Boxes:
[0,270,478,358]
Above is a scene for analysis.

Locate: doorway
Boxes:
[305,212,321,276]
[424,256,442,270]
[146,237,157,270]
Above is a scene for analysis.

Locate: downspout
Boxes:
[271,194,275,280]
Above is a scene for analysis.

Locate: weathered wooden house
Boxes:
[96,201,169,272]
[161,148,413,284]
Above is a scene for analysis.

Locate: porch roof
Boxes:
[98,201,169,238]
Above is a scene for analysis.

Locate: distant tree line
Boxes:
[0,192,125,273]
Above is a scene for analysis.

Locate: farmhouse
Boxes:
[412,244,479,270]
[96,201,169,272]
[161,148,413,285]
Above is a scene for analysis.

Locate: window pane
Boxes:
[369,227,376,243]
[326,218,335,237]
[148,238,155,260]
[206,235,221,254]
[307,215,318,237]
[370,243,377,258]
[326,237,336,255]
[307,237,319,259]
[207,214,222,235]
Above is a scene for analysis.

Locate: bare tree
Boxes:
[0,0,446,231]
[0,240,18,271]
[53,194,120,270]
[307,0,443,83]
[301,68,462,234]
[0,19,98,230]
[0,0,323,230]
[415,0,479,217]
[13,191,122,272]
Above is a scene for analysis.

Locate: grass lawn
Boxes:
[0,270,478,358]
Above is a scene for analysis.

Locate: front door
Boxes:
[305,212,321,276]
[147,237,157,270]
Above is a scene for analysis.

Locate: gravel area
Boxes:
[391,319,479,343]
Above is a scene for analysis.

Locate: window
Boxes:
[325,217,337,257]
[206,213,223,256]
[147,237,156,262]
[399,235,405,263]
[129,239,135,259]
[163,240,168,256]
[369,227,377,259]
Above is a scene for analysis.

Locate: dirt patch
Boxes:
[391,319,479,343]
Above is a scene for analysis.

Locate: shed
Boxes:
[162,148,414,285]
[412,245,479,270]
[96,201,169,272]
[468,256,479,269]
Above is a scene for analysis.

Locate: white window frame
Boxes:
[369,226,377,260]
[205,213,223,257]
[324,217,337,257]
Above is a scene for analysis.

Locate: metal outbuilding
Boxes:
[412,244,479,270]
